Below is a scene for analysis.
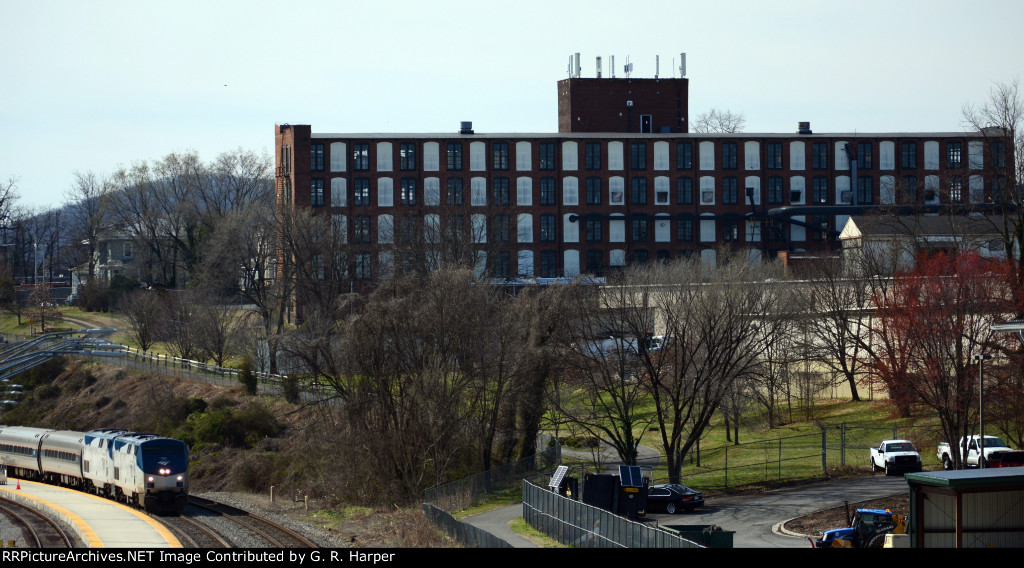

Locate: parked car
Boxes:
[646,483,704,514]
[870,439,922,475]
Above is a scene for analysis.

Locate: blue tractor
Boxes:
[810,508,906,548]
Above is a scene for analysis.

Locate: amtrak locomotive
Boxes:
[0,426,189,513]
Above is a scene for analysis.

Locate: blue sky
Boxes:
[2,0,1022,210]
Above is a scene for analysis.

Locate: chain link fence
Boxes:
[522,478,701,548]
[422,445,561,548]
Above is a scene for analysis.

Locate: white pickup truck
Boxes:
[936,435,1014,470]
[870,439,923,475]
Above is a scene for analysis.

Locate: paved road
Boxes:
[464,473,909,548]
[649,474,909,548]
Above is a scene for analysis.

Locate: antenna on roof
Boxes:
[611,55,615,78]
[680,52,686,77]
[655,55,659,79]
[596,56,602,78]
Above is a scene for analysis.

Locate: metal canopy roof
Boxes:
[904,467,1024,489]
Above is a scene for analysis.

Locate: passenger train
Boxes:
[0,426,189,513]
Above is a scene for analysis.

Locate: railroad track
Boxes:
[0,495,74,548]
[181,496,318,548]
[152,511,232,548]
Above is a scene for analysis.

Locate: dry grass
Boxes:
[323,507,456,548]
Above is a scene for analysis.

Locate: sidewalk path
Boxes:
[461,442,663,547]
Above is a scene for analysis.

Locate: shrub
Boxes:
[238,359,257,395]
[282,375,300,404]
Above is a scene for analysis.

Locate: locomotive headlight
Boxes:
[177,475,183,481]
[148,476,154,482]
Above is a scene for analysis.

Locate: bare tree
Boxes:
[193,291,243,367]
[119,288,164,351]
[798,258,870,402]
[690,108,746,133]
[27,282,62,333]
[624,252,782,483]
[162,290,201,360]
[962,79,1024,290]
[64,171,110,282]
[547,280,655,466]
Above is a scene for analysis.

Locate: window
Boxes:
[447,214,464,237]
[630,142,647,170]
[723,177,739,204]
[676,142,693,169]
[722,142,738,169]
[399,215,419,244]
[585,219,602,242]
[311,179,324,206]
[950,176,963,202]
[633,249,649,265]
[677,219,693,241]
[446,178,463,206]
[811,142,829,169]
[400,178,417,206]
[993,176,1008,202]
[631,177,648,205]
[540,177,556,205]
[354,178,370,206]
[493,252,511,278]
[811,215,829,240]
[857,177,873,204]
[813,177,828,204]
[446,142,463,170]
[586,177,602,205]
[632,218,649,241]
[857,142,872,170]
[280,144,291,174]
[947,142,962,169]
[540,250,557,278]
[311,144,324,171]
[677,177,693,205]
[353,144,370,171]
[353,215,371,244]
[494,214,510,242]
[902,176,918,202]
[901,142,917,169]
[355,253,372,280]
[655,183,669,205]
[540,214,556,242]
[585,142,602,170]
[539,142,556,170]
[765,142,783,170]
[493,177,510,206]
[993,141,1007,168]
[586,249,602,273]
[767,177,783,204]
[722,219,740,242]
[493,142,509,170]
[399,143,416,170]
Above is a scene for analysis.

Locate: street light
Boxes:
[972,353,993,468]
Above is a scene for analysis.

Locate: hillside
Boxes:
[3,357,453,547]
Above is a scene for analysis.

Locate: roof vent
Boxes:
[460,121,474,135]
[797,122,813,135]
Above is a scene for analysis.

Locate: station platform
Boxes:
[0,478,180,548]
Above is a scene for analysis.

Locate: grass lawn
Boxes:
[548,396,941,493]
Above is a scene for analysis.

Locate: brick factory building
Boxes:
[275,64,1010,289]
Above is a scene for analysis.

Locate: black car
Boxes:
[647,483,704,514]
